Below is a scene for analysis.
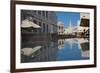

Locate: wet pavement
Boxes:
[21,34,89,63]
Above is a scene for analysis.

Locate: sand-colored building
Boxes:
[57,21,64,35]
[77,13,90,38]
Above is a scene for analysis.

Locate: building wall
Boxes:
[57,21,64,35]
[21,10,57,33]
[77,13,90,38]
[80,13,90,27]
[80,13,90,19]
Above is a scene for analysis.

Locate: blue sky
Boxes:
[56,11,80,28]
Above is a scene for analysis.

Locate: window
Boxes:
[47,24,48,32]
[46,11,48,19]
[34,11,37,14]
[42,11,45,17]
[39,22,41,26]
[59,26,60,30]
[38,11,41,15]
[80,19,89,27]
[43,23,45,32]
[39,22,41,32]
[61,26,63,30]
[33,20,37,24]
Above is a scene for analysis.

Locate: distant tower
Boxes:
[64,20,73,35]
[67,20,72,28]
[77,20,80,27]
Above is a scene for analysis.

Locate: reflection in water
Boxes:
[77,38,89,58]
[57,38,89,61]
[21,34,89,63]
[58,39,65,49]
[65,38,76,49]
[21,46,42,56]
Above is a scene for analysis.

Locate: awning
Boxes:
[21,19,40,28]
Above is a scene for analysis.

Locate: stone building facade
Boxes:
[21,10,57,34]
[77,13,90,38]
[21,10,58,62]
[57,21,64,35]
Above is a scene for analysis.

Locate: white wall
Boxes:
[0,0,100,73]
